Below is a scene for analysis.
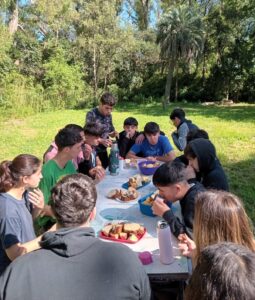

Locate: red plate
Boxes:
[99,224,146,244]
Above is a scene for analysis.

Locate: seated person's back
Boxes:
[0,174,151,300]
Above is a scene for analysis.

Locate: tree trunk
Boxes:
[175,63,178,102]
[163,58,175,109]
[92,46,98,106]
[8,1,19,35]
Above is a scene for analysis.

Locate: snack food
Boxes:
[100,222,146,243]
[107,188,138,202]
[142,191,159,206]
[128,175,150,189]
[142,162,160,169]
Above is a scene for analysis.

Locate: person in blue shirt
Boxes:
[126,122,175,162]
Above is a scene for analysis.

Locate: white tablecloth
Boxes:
[91,166,189,280]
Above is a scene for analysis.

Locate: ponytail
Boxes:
[0,154,41,193]
[0,160,14,192]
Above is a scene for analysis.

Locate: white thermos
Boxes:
[157,220,174,264]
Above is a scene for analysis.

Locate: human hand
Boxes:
[109,131,119,139]
[100,138,112,148]
[83,144,93,160]
[152,197,170,217]
[146,156,156,161]
[135,134,145,144]
[185,165,196,181]
[94,166,105,182]
[178,233,196,257]
[28,188,44,210]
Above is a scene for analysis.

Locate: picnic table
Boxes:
[91,164,190,286]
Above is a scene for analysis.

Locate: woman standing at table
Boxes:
[0,154,45,275]
[179,190,255,265]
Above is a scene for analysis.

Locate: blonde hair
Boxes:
[193,190,255,264]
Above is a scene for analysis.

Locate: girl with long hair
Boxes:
[0,154,46,275]
[179,190,255,265]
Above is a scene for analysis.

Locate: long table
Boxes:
[91,166,190,282]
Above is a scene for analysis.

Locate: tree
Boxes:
[157,4,204,108]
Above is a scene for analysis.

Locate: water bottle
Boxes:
[157,220,174,264]
[109,142,119,176]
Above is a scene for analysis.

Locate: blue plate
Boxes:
[122,180,150,190]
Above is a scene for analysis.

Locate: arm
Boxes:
[126,143,143,159]
[5,237,41,261]
[155,150,176,162]
[118,132,132,158]
[152,198,187,238]
[172,123,189,151]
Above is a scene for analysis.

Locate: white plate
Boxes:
[107,189,140,203]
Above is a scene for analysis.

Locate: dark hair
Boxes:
[100,92,116,106]
[186,129,209,143]
[123,117,138,127]
[185,242,255,300]
[170,108,185,120]
[64,124,83,132]
[50,174,97,228]
[144,122,160,134]
[0,154,41,192]
[55,127,83,151]
[84,122,103,137]
[184,142,196,159]
[153,161,187,186]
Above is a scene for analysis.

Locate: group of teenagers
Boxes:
[0,92,254,300]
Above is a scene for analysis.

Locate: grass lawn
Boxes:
[0,102,255,224]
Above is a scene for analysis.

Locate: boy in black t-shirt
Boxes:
[152,161,205,239]
[117,117,140,158]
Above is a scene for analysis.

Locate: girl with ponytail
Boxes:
[0,154,47,275]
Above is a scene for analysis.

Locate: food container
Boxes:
[138,193,172,217]
[138,160,161,176]
[99,222,146,244]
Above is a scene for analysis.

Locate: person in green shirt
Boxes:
[38,127,83,231]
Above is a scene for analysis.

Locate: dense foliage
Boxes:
[0,0,254,114]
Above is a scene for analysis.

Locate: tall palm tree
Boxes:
[157,5,204,108]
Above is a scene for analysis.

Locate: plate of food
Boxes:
[99,222,146,244]
[122,174,151,190]
[138,160,161,175]
[107,188,139,202]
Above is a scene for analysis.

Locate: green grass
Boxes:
[0,102,255,224]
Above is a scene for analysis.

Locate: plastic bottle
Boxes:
[109,142,119,176]
[157,220,174,264]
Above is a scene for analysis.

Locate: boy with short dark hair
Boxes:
[127,122,175,162]
[85,92,118,169]
[117,117,140,158]
[152,161,205,238]
[43,124,85,169]
[170,108,198,151]
[38,127,83,230]
[78,122,105,182]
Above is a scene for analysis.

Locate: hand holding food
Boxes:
[152,196,170,217]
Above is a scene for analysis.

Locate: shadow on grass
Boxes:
[222,155,255,225]
[115,102,255,123]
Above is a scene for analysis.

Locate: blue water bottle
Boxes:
[109,142,119,176]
